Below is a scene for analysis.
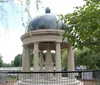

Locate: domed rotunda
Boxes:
[21,7,75,78]
[17,7,84,85]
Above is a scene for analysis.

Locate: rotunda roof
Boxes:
[26,7,66,32]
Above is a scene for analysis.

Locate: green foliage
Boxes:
[3,63,11,67]
[22,0,42,27]
[13,50,34,67]
[60,0,100,70]
[10,60,14,67]
[30,50,34,67]
[0,54,3,67]
[0,0,8,28]
[62,0,100,52]
[14,54,22,67]
[61,49,68,69]
[61,47,100,70]
[75,48,100,69]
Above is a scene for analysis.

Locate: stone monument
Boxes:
[15,7,83,85]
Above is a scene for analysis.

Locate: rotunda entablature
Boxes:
[21,29,64,44]
[21,29,68,50]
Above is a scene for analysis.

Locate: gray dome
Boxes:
[26,8,66,32]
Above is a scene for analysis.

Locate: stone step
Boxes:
[15,78,83,85]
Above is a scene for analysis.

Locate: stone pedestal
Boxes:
[45,43,54,80]
[45,43,54,71]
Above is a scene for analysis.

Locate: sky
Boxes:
[0,0,85,63]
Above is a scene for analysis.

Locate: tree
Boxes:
[62,0,100,52]
[0,0,8,28]
[11,60,14,67]
[30,50,34,67]
[13,51,34,67]
[61,47,100,70]
[0,54,3,67]
[14,54,22,67]
[75,47,100,69]
[3,63,11,67]
[18,0,42,27]
[0,0,41,28]
[61,49,68,70]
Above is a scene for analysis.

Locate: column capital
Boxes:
[68,45,74,52]
[22,44,28,48]
[40,50,43,53]
[55,41,61,44]
[55,42,61,46]
[34,42,39,44]
[68,45,73,48]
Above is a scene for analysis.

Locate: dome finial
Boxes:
[45,7,51,13]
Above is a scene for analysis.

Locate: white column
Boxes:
[34,42,39,71]
[22,45,30,72]
[68,46,75,78]
[56,42,61,80]
[22,45,26,72]
[22,45,30,79]
[56,42,61,71]
[40,51,43,71]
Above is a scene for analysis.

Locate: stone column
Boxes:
[22,45,30,79]
[22,45,30,72]
[40,51,43,71]
[56,42,61,71]
[68,46,75,78]
[34,42,39,71]
[55,42,61,80]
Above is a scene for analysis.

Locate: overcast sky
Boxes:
[0,0,85,63]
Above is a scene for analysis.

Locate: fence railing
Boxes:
[0,70,100,85]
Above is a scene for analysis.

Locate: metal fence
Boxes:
[0,70,100,85]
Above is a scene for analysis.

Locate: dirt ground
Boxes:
[0,80,16,85]
[82,80,98,85]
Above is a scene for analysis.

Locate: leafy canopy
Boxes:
[62,0,100,52]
